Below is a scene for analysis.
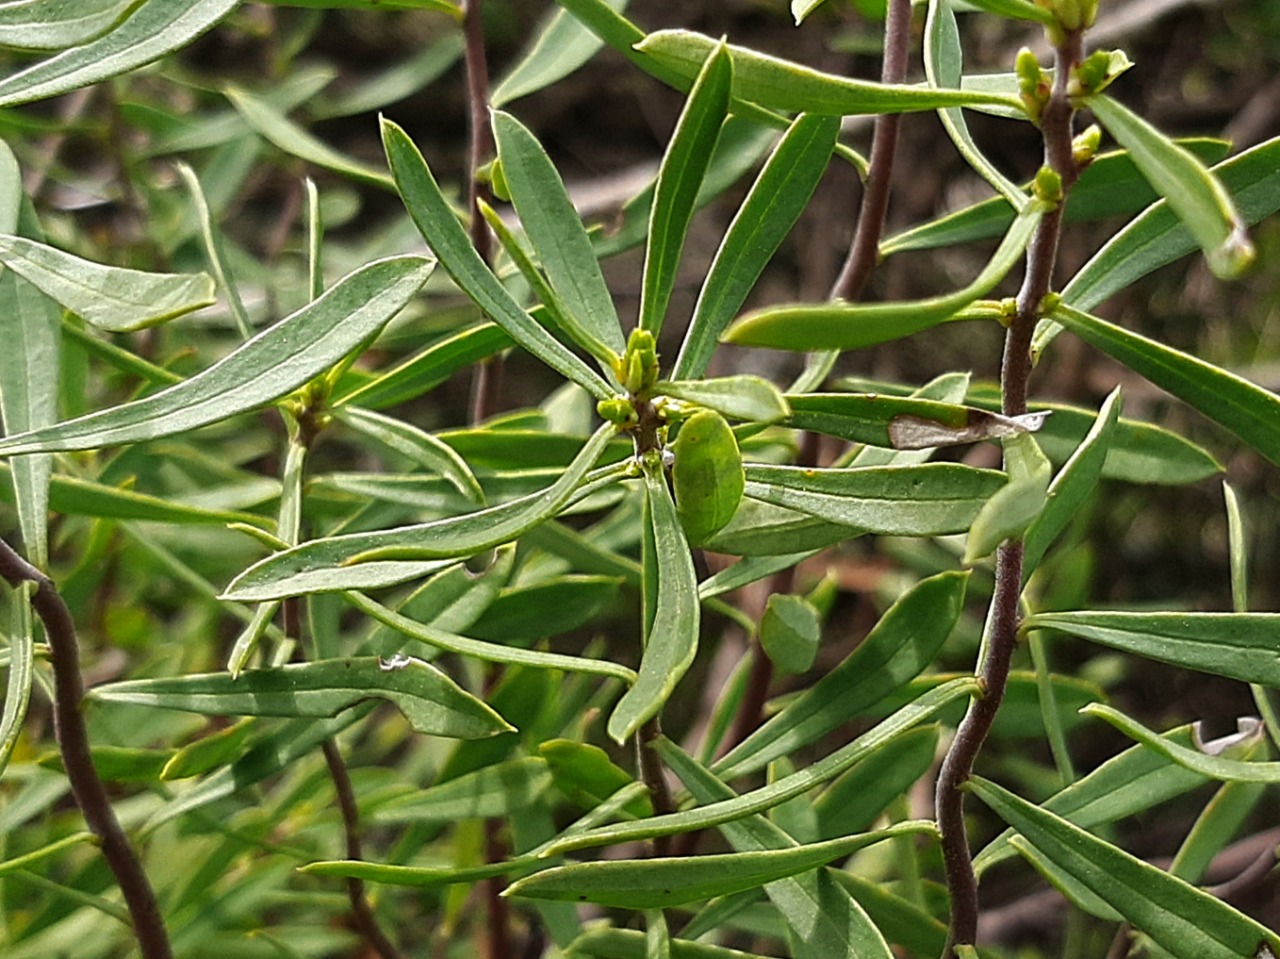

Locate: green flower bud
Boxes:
[597,397,637,427]
[1072,124,1103,167]
[1033,166,1064,205]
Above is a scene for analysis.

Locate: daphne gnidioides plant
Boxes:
[0,1,1278,958]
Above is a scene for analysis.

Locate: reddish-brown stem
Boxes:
[0,540,172,959]
[639,717,675,856]
[321,739,404,959]
[935,29,1084,958]
[830,0,913,301]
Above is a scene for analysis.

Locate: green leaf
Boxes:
[315,32,464,119]
[723,204,1042,350]
[0,832,96,878]
[639,40,732,336]
[0,0,134,50]
[222,425,622,600]
[1081,704,1280,783]
[1050,304,1280,468]
[925,0,1026,208]
[299,856,532,889]
[90,656,512,739]
[1022,387,1121,573]
[0,597,36,775]
[382,118,614,399]
[491,111,624,357]
[346,589,636,683]
[718,571,969,778]
[225,85,397,190]
[492,0,627,106]
[0,255,434,456]
[161,718,257,780]
[951,0,1056,23]
[786,392,1048,451]
[656,740,896,959]
[334,406,484,504]
[547,677,977,854]
[566,927,778,959]
[634,30,1026,115]
[974,723,1210,874]
[671,409,745,547]
[829,871,948,959]
[743,463,1005,536]
[372,757,552,823]
[759,594,820,675]
[881,139,1231,256]
[468,574,624,642]
[672,112,840,378]
[541,739,652,818]
[702,498,861,556]
[964,432,1051,563]
[969,776,1280,959]
[507,821,932,908]
[0,0,241,108]
[333,323,512,410]
[814,726,939,839]
[608,456,701,743]
[657,376,790,424]
[175,162,253,339]
[0,463,273,528]
[1024,609,1280,687]
[1053,136,1280,323]
[1088,94,1253,279]
[0,234,214,332]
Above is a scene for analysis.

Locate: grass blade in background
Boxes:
[0,255,434,456]
[638,41,731,336]
[672,112,840,379]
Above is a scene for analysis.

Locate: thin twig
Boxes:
[321,740,404,959]
[935,26,1085,958]
[638,717,676,857]
[0,539,172,959]
[829,0,913,300]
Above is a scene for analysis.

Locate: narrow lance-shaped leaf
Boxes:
[492,0,626,106]
[492,110,624,357]
[335,405,484,504]
[1088,94,1253,279]
[786,392,1049,451]
[90,657,513,740]
[724,203,1043,350]
[672,112,840,379]
[639,41,732,336]
[175,162,253,339]
[1050,304,1280,469]
[345,589,638,683]
[964,432,1051,563]
[0,234,215,332]
[635,30,1026,115]
[969,776,1280,959]
[925,0,1027,208]
[0,0,135,51]
[381,118,614,399]
[0,0,241,108]
[743,462,1006,536]
[656,376,790,424]
[0,255,435,456]
[546,677,978,854]
[657,739,896,959]
[608,455,701,743]
[227,86,398,190]
[1022,386,1121,573]
[372,757,552,823]
[1024,609,1280,687]
[1081,705,1280,784]
[506,821,933,908]
[717,570,969,778]
[223,426,623,601]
